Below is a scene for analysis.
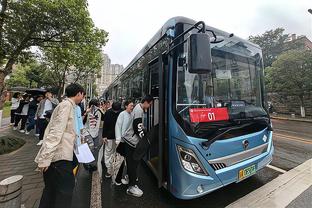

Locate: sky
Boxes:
[88,0,312,67]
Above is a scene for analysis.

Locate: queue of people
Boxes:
[21,82,155,208]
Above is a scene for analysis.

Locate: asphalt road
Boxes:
[101,119,312,208]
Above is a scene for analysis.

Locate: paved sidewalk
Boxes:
[226,159,312,208]
[0,128,43,208]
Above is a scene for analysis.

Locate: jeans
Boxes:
[10,109,17,124]
[38,118,48,140]
[14,114,28,130]
[26,115,39,133]
[125,143,140,186]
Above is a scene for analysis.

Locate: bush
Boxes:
[4,101,12,107]
[0,137,25,155]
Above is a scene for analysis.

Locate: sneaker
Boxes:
[105,173,112,178]
[37,140,43,146]
[122,175,129,185]
[25,130,30,135]
[19,130,25,133]
[35,133,40,137]
[126,185,143,197]
[115,181,122,186]
[13,127,17,131]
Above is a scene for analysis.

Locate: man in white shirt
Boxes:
[35,90,59,145]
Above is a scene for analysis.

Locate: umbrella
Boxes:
[25,88,47,96]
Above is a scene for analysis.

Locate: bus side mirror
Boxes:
[188,33,213,73]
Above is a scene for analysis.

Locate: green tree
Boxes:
[5,63,30,88]
[5,59,46,88]
[248,28,303,68]
[41,41,104,98]
[265,50,312,117]
[0,0,108,109]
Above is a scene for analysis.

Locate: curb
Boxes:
[271,116,312,123]
[226,159,312,208]
[90,171,102,208]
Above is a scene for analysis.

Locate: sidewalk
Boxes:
[0,128,43,208]
[226,159,312,208]
[270,113,312,123]
[0,126,93,208]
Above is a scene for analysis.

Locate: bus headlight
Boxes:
[177,145,208,176]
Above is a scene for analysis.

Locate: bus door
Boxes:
[145,54,167,188]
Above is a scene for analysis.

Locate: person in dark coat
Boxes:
[102,102,122,178]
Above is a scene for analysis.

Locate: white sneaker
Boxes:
[19,130,25,133]
[121,175,129,185]
[37,140,43,146]
[126,185,143,197]
[13,127,17,131]
[25,130,30,135]
[35,134,40,137]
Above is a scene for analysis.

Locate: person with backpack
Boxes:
[122,95,153,197]
[114,100,134,185]
[35,90,59,146]
[82,99,102,172]
[102,102,122,178]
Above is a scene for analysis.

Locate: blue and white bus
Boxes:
[104,17,274,200]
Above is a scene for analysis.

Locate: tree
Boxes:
[40,41,104,98]
[249,28,303,68]
[5,58,47,88]
[0,0,108,109]
[265,50,312,117]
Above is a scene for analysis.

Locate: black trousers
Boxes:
[38,118,48,140]
[10,109,16,124]
[14,114,27,130]
[124,143,140,186]
[115,142,126,183]
[38,160,75,208]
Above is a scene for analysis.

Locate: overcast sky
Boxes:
[88,0,312,67]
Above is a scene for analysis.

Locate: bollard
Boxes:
[0,175,23,208]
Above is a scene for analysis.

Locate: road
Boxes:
[101,119,312,208]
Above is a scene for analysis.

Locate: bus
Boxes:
[104,16,274,200]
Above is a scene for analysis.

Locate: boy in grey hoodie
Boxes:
[114,100,134,185]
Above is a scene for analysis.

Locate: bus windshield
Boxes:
[176,38,268,138]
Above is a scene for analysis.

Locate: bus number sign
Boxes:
[189,108,229,123]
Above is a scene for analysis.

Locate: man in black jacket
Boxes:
[102,102,122,178]
[122,95,153,197]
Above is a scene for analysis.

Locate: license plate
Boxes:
[238,164,256,181]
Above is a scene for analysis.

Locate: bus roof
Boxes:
[104,16,261,93]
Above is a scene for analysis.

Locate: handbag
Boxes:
[110,147,124,184]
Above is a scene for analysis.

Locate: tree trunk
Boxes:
[0,70,7,110]
[299,95,305,118]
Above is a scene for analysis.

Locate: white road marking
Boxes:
[266,164,287,173]
[275,128,311,138]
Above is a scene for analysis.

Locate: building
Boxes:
[284,34,312,50]
[96,54,123,96]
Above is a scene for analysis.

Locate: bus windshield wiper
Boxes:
[200,116,272,149]
[200,122,255,149]
[232,116,272,131]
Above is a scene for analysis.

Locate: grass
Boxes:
[0,136,25,155]
[2,105,11,118]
